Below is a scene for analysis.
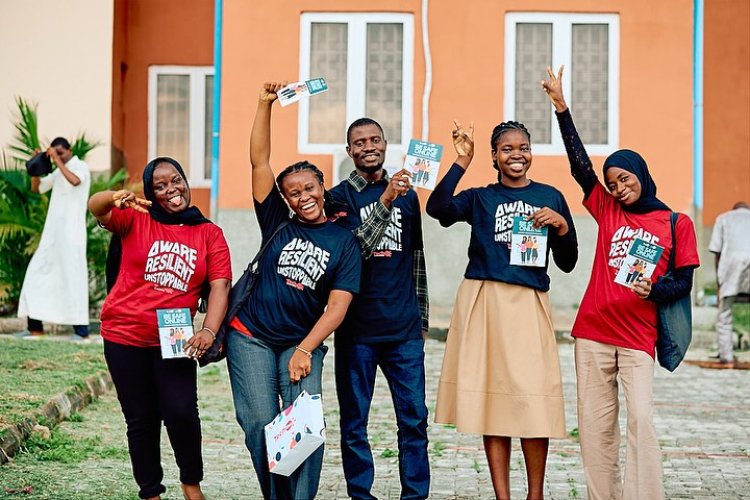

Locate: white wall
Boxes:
[0,0,113,172]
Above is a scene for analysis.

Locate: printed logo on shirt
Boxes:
[277,238,330,290]
[494,201,539,243]
[361,202,402,255]
[145,241,198,292]
[607,225,660,269]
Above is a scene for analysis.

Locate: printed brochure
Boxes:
[277,78,329,107]
[156,308,194,359]
[509,216,548,267]
[614,238,665,287]
[402,139,444,191]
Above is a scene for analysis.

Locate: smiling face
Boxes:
[492,129,532,187]
[280,170,326,224]
[604,166,642,206]
[151,162,191,214]
[347,124,387,175]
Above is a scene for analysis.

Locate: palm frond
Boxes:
[10,98,41,160]
[71,133,102,160]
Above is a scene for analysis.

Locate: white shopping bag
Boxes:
[264,390,326,476]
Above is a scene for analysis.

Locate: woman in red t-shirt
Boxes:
[89,157,232,500]
[543,67,699,500]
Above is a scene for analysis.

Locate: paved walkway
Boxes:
[186,337,749,499]
[3,326,748,498]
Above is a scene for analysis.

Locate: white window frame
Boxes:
[148,65,214,187]
[298,12,414,154]
[504,13,619,156]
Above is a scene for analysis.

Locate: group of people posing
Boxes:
[90,65,699,500]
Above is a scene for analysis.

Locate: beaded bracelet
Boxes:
[199,327,217,341]
[295,345,313,358]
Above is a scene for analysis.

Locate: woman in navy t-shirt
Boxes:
[426,120,578,500]
[226,83,361,500]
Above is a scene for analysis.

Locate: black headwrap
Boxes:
[602,149,671,214]
[142,156,211,226]
[105,157,211,292]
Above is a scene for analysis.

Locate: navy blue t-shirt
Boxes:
[329,179,423,343]
[427,164,578,292]
[236,188,361,348]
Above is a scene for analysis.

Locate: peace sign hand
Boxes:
[452,119,475,158]
[541,65,568,113]
[112,190,151,213]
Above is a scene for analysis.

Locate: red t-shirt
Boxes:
[572,184,700,356]
[99,209,232,347]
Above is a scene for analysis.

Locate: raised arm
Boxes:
[425,120,474,223]
[250,82,286,203]
[541,66,599,197]
[88,190,150,225]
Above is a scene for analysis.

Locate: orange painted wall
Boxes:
[112,0,214,209]
[703,0,750,224]
[219,0,694,214]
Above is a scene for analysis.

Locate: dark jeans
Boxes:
[335,339,430,500]
[103,340,203,499]
[226,330,327,500]
[27,317,89,337]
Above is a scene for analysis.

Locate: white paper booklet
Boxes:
[277,78,329,107]
[156,308,194,359]
[614,238,665,287]
[402,139,444,191]
[509,216,548,267]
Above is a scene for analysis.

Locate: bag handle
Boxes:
[666,212,678,274]
[244,218,291,274]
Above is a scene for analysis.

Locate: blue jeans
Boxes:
[335,339,430,500]
[226,330,327,500]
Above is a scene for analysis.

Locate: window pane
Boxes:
[156,75,191,173]
[309,23,347,144]
[204,75,214,180]
[572,24,608,144]
[515,24,552,143]
[366,23,403,143]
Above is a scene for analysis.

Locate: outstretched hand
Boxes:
[112,190,151,213]
[541,65,567,113]
[260,81,287,104]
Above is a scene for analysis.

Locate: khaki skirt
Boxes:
[435,279,566,438]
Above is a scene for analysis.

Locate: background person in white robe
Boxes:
[709,201,750,366]
[17,137,91,338]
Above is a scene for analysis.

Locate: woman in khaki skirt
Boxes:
[426,120,578,499]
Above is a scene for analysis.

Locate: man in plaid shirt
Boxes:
[329,117,430,500]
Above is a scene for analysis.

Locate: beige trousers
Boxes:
[575,338,664,500]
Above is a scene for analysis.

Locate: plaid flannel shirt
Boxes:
[345,170,429,331]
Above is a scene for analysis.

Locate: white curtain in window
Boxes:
[156,75,191,173]
[309,23,348,144]
[366,23,403,143]
[572,24,608,144]
[515,24,552,144]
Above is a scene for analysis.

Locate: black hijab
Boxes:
[142,156,211,226]
[105,157,210,292]
[602,149,671,214]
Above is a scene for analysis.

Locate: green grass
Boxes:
[0,336,106,425]
[734,302,750,334]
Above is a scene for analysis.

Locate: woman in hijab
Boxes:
[542,67,700,499]
[89,157,232,500]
